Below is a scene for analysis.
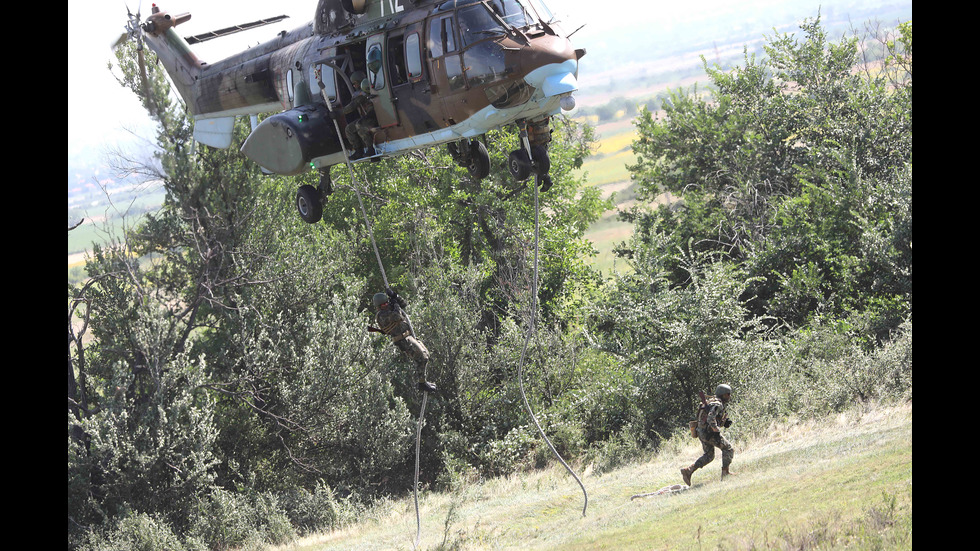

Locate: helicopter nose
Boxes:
[522,36,581,100]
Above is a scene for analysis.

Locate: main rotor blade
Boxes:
[184,15,289,44]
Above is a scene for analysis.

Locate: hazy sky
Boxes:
[69,0,315,159]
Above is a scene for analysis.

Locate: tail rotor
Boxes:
[111,4,151,102]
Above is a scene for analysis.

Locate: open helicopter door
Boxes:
[364,34,399,130]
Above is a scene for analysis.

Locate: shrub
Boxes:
[78,513,189,551]
[187,488,295,550]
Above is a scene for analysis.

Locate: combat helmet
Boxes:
[373,292,389,308]
[715,384,733,397]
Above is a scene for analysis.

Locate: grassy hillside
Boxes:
[271,402,912,550]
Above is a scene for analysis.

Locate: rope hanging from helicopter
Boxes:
[515,124,589,517]
[314,67,429,550]
[313,70,585,548]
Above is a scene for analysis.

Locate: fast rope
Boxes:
[342,144,429,549]
[318,72,427,549]
[515,146,589,517]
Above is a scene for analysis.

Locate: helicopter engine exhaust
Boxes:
[240,104,343,176]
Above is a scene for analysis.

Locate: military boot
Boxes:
[680,465,697,486]
[721,466,735,479]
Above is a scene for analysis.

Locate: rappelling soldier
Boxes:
[341,71,378,161]
[681,384,736,485]
[369,289,437,393]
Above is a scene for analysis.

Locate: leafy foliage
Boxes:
[68,15,911,550]
[622,15,912,338]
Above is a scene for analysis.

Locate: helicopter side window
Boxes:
[406,33,423,80]
[309,64,336,102]
[367,43,385,90]
[446,55,465,91]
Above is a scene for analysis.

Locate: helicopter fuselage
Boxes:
[141,0,583,177]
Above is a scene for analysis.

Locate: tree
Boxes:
[590,224,770,435]
[622,15,912,335]
[70,36,611,548]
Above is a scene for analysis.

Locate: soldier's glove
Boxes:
[386,288,408,308]
[724,419,733,428]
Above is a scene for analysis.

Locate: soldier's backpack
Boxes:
[688,390,721,437]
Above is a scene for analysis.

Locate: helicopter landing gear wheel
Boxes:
[296,184,323,224]
[508,149,532,181]
[467,139,490,180]
[449,139,490,181]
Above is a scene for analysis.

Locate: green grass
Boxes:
[584,211,633,276]
[578,150,636,188]
[268,403,912,551]
[575,122,638,189]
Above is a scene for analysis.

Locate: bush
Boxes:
[187,488,295,550]
[78,513,191,551]
[726,319,913,439]
[281,480,361,535]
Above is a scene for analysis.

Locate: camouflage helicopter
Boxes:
[124,0,585,223]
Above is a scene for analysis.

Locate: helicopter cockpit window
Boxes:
[428,15,457,58]
[463,40,508,87]
[458,0,531,47]
[491,0,532,28]
[524,0,554,24]
[458,5,494,47]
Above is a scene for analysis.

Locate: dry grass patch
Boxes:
[270,402,911,551]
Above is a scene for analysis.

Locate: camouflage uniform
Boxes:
[343,90,377,152]
[375,301,430,377]
[681,389,736,484]
[693,397,735,470]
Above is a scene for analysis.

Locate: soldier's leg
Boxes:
[357,119,376,155]
[346,123,364,154]
[405,337,435,392]
[693,436,717,469]
[719,434,735,476]
[682,434,715,485]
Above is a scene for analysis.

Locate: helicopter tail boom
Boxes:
[140,5,204,107]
